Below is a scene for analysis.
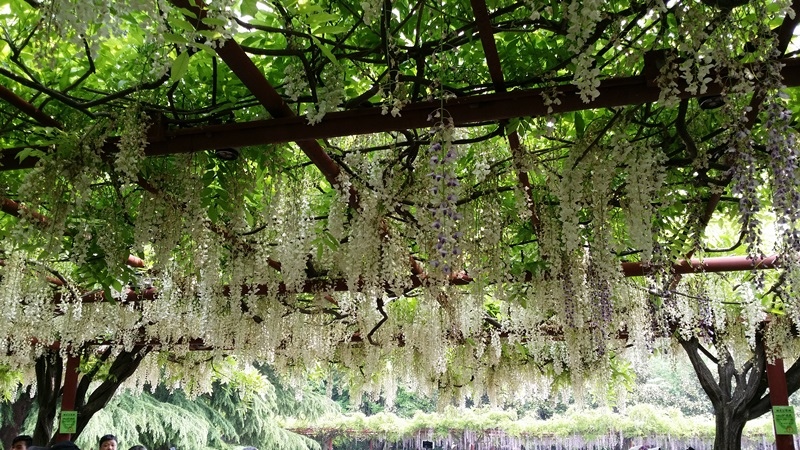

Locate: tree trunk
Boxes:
[713,409,747,450]
[20,345,152,444]
[680,335,766,450]
[72,347,149,438]
[33,351,62,446]
[0,390,35,445]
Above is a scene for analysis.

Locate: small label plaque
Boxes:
[59,410,78,434]
[773,406,797,435]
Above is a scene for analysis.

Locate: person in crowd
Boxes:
[98,435,117,450]
[49,441,80,450]
[10,435,32,450]
[10,436,31,450]
[127,446,147,450]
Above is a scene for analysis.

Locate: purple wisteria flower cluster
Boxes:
[426,125,463,275]
[587,256,613,356]
[765,95,800,233]
[728,120,763,258]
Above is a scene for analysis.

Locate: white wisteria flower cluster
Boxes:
[114,106,150,184]
[39,0,235,76]
[564,0,603,103]
[307,65,345,125]
[283,59,310,102]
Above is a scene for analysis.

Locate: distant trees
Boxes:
[629,355,711,416]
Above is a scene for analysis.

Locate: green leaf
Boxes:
[171,51,191,83]
[310,36,337,64]
[241,0,259,16]
[193,42,217,56]
[248,19,272,27]
[196,29,223,40]
[298,4,324,15]
[163,33,191,45]
[321,231,339,250]
[103,286,117,304]
[16,147,47,163]
[306,12,339,25]
[573,111,585,138]
[240,35,262,47]
[201,17,228,27]
[169,16,197,33]
[315,25,349,35]
[174,6,198,19]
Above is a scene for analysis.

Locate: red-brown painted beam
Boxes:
[65,255,780,305]
[471,0,506,91]
[1,196,48,226]
[40,255,780,355]
[0,84,62,129]
[142,58,800,149]
[621,255,779,277]
[3,58,800,171]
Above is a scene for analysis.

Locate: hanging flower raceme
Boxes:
[307,64,345,125]
[564,0,603,102]
[114,105,150,184]
[424,116,463,277]
[764,90,800,234]
[728,112,763,259]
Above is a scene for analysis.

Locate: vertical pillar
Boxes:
[55,354,80,442]
[766,358,795,450]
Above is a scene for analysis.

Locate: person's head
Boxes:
[98,436,117,450]
[11,435,32,450]
[50,441,80,450]
[128,446,147,450]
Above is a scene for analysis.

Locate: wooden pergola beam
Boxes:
[3,58,800,171]
[63,255,778,306]
[0,84,62,129]
[620,255,779,277]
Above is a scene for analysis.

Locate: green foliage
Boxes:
[628,355,712,417]
[79,391,224,450]
[0,366,25,402]
[78,363,336,450]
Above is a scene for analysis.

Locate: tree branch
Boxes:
[680,336,723,407]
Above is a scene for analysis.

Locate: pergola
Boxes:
[2,0,800,448]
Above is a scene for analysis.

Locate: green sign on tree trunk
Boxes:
[772,406,797,435]
[59,410,77,434]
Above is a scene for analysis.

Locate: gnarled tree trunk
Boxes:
[712,407,747,450]
[23,345,151,445]
[33,350,62,446]
[680,333,800,450]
